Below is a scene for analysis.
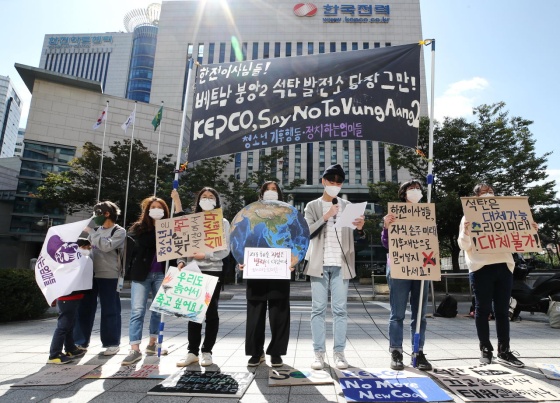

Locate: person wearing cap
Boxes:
[304,164,366,370]
[73,201,126,356]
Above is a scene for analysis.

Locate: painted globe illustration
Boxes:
[230,200,310,267]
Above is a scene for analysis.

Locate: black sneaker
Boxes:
[415,351,432,371]
[496,350,524,368]
[66,347,86,358]
[480,347,493,364]
[248,354,265,367]
[270,356,283,367]
[390,350,404,370]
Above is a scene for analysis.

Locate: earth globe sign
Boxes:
[229,200,310,267]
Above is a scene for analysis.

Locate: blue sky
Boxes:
[1,0,558,195]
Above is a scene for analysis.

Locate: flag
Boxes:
[35,219,94,305]
[121,109,136,131]
[152,106,163,131]
[92,105,108,130]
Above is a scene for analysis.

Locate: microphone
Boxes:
[332,197,338,219]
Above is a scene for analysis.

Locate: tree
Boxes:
[534,205,560,266]
[385,103,557,271]
[38,140,175,226]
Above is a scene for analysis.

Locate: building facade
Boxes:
[0,75,23,158]
[150,0,427,209]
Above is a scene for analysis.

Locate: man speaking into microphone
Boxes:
[304,164,365,370]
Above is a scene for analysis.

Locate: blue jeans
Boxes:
[310,266,349,353]
[74,278,121,348]
[129,272,164,345]
[49,299,81,358]
[387,265,429,351]
[469,263,512,351]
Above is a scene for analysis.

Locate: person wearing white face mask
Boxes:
[458,183,528,368]
[381,179,432,371]
[122,196,176,366]
[176,187,231,368]
[304,164,366,370]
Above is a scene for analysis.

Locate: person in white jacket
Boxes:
[458,183,532,368]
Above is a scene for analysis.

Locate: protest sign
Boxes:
[336,367,452,402]
[148,370,254,398]
[387,203,440,280]
[243,247,291,280]
[268,369,334,386]
[536,363,560,381]
[13,365,98,386]
[431,364,560,402]
[155,208,227,262]
[83,363,177,379]
[149,265,218,323]
[36,218,94,305]
[461,196,541,253]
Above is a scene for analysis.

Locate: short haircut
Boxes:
[94,201,121,222]
[473,183,494,196]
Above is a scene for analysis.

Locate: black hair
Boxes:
[94,201,121,222]
[322,174,344,184]
[397,180,423,202]
[194,187,221,213]
[259,181,284,202]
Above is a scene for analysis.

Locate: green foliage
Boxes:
[0,269,49,322]
[37,140,175,226]
[385,103,556,270]
[534,205,560,265]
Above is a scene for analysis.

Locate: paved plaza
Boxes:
[0,281,559,402]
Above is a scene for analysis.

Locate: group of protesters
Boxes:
[47,163,530,372]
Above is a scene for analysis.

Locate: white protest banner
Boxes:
[336,367,452,402]
[36,219,93,305]
[155,208,227,262]
[461,196,541,253]
[243,247,291,280]
[387,203,440,281]
[431,365,560,402]
[14,365,99,386]
[149,265,218,323]
[269,369,334,386]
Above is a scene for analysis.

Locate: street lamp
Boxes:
[37,215,53,229]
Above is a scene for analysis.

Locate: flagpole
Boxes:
[123,102,137,231]
[412,38,435,368]
[153,101,164,197]
[157,58,197,358]
[96,100,109,203]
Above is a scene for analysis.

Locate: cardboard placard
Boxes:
[461,196,541,253]
[82,363,177,379]
[13,365,99,387]
[243,247,291,279]
[387,203,441,281]
[431,364,560,401]
[148,370,254,398]
[268,369,334,386]
[149,265,218,323]
[336,367,452,402]
[155,209,227,262]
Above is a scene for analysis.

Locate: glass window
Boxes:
[352,42,358,50]
[341,42,347,52]
[219,43,226,63]
[363,42,369,49]
[275,42,281,58]
[263,42,270,59]
[252,42,259,60]
[308,42,314,55]
[208,43,215,64]
[286,42,292,57]
[330,42,336,52]
[297,42,303,56]
[319,42,325,54]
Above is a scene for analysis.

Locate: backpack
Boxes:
[110,225,136,281]
[435,295,458,318]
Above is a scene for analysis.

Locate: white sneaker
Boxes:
[334,351,349,369]
[103,346,120,356]
[311,351,325,370]
[176,352,199,367]
[200,352,213,366]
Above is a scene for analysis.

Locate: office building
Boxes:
[0,75,23,158]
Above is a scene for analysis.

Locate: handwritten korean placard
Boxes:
[149,265,218,323]
[243,247,291,280]
[155,208,226,262]
[461,196,541,253]
[387,202,440,281]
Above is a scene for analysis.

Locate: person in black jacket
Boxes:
[242,181,292,368]
[121,195,177,365]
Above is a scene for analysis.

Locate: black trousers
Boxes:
[188,273,221,355]
[245,298,290,356]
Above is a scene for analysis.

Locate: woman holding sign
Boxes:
[382,180,432,371]
[241,181,291,368]
[121,196,178,366]
[175,187,231,368]
[458,183,528,368]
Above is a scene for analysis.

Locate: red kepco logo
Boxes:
[293,3,318,17]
